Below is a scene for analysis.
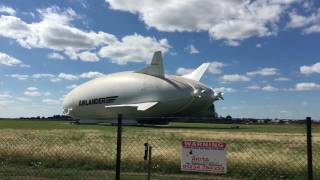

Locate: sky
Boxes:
[0,0,319,119]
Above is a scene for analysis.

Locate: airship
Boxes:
[62,51,223,124]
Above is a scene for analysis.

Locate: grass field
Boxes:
[0,119,319,179]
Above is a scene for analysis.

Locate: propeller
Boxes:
[193,89,202,98]
[193,87,224,101]
[211,88,224,101]
[214,91,224,100]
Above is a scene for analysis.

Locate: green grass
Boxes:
[0,120,113,130]
[0,119,319,134]
[0,119,319,179]
[0,165,230,180]
[170,122,320,133]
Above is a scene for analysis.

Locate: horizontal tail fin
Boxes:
[105,102,158,111]
[183,63,210,81]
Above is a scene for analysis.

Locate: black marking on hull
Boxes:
[79,96,118,106]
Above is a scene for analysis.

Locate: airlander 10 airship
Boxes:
[62,51,223,124]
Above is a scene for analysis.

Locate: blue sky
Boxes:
[0,0,320,119]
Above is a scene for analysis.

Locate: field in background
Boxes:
[0,120,319,179]
[1,119,320,133]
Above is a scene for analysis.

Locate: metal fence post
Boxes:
[115,114,122,180]
[148,146,152,180]
[144,143,149,160]
[306,117,313,180]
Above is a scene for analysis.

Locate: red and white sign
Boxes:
[181,140,227,173]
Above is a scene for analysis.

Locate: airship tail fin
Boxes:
[136,51,164,78]
[183,63,210,81]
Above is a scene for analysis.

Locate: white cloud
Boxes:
[24,86,51,96]
[0,7,115,60]
[295,82,320,91]
[221,106,242,110]
[176,67,194,76]
[275,77,289,81]
[66,84,78,89]
[280,110,290,114]
[185,44,199,54]
[7,71,105,82]
[0,93,14,106]
[54,71,104,81]
[0,92,30,106]
[262,85,279,92]
[20,64,30,68]
[80,71,105,79]
[213,87,236,93]
[0,100,14,106]
[0,52,25,67]
[246,85,260,90]
[256,43,262,48]
[16,97,31,102]
[26,86,38,91]
[106,0,299,45]
[6,74,29,80]
[79,51,100,62]
[32,73,55,78]
[0,5,16,15]
[225,40,240,47]
[98,34,170,64]
[0,7,170,64]
[222,74,250,82]
[300,62,320,75]
[35,7,117,50]
[50,78,61,82]
[0,93,12,99]
[287,9,320,34]
[78,51,99,62]
[287,11,309,28]
[304,24,320,34]
[24,91,41,97]
[247,67,278,76]
[208,61,225,74]
[33,73,57,82]
[58,73,79,80]
[209,20,271,46]
[48,52,64,60]
[42,98,61,105]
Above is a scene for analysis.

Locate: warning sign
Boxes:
[181,140,227,173]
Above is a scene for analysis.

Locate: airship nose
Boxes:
[62,92,74,114]
[62,96,68,109]
[63,92,73,106]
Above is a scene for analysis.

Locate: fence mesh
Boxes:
[0,123,319,179]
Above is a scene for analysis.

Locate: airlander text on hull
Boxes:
[78,96,118,106]
[62,51,224,124]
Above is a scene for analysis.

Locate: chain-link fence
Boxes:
[0,121,319,179]
[122,132,319,179]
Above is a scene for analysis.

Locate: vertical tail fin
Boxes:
[136,51,164,78]
[183,63,210,81]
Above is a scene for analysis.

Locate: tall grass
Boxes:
[0,126,319,179]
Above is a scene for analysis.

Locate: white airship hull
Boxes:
[63,73,213,120]
[62,51,222,124]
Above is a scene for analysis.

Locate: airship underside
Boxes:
[62,51,223,124]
